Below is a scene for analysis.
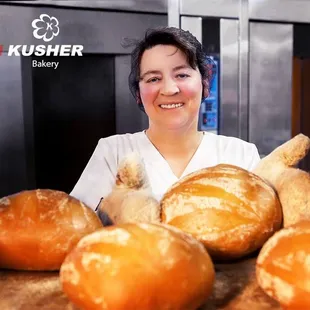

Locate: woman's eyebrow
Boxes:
[140,70,161,80]
[173,64,191,71]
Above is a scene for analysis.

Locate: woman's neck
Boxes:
[145,126,203,157]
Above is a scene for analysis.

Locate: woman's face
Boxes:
[138,44,203,131]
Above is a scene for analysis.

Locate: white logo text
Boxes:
[7,45,83,56]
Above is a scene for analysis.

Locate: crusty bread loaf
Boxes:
[60,223,215,310]
[0,189,102,270]
[256,221,310,309]
[160,164,283,260]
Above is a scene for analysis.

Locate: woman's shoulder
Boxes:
[203,131,257,149]
[97,131,145,146]
[201,132,260,171]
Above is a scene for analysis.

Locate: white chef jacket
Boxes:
[70,131,260,211]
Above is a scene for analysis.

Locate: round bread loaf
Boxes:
[160,164,283,260]
[60,223,215,310]
[256,221,310,310]
[0,189,102,270]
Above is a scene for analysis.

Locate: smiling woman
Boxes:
[69,27,261,224]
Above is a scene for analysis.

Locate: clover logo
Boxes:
[32,14,59,42]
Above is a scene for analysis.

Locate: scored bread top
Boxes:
[160,164,281,224]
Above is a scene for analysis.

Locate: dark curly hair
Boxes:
[124,27,213,112]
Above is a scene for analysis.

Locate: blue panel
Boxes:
[199,56,219,133]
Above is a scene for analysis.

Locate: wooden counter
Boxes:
[0,257,281,310]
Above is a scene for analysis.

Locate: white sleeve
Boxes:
[247,143,261,172]
[70,138,118,211]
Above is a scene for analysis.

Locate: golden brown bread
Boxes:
[256,221,310,309]
[160,164,283,260]
[60,223,215,310]
[0,189,102,270]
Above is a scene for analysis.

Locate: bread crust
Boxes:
[256,221,310,309]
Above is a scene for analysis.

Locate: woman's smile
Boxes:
[159,103,184,109]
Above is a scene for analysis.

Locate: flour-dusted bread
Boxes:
[0,189,102,270]
[99,152,160,225]
[253,133,310,228]
[256,221,310,309]
[160,164,283,260]
[275,168,310,227]
[60,223,215,310]
[253,133,310,187]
